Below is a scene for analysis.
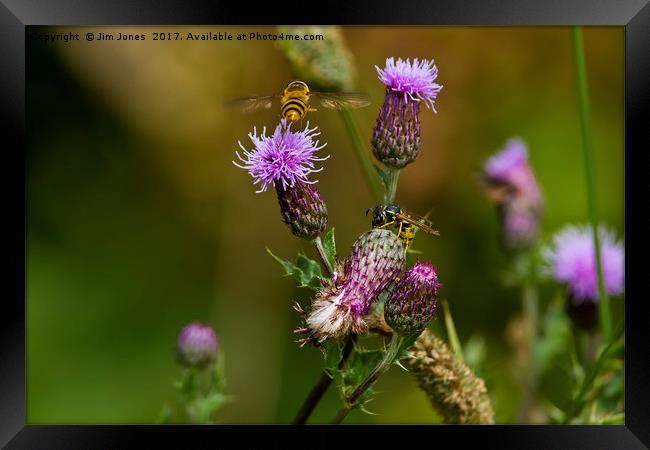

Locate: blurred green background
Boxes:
[26,26,623,424]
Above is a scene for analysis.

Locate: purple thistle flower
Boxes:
[372,57,443,170]
[376,57,443,110]
[481,138,543,252]
[176,322,218,367]
[233,119,329,193]
[385,260,441,335]
[303,229,405,342]
[234,119,329,239]
[544,225,624,303]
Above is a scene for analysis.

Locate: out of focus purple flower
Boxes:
[501,200,540,250]
[177,322,218,367]
[234,119,329,239]
[481,138,543,252]
[545,225,624,302]
[545,225,624,330]
[233,119,328,193]
[372,57,443,169]
[484,138,541,205]
[385,261,441,335]
[302,229,405,342]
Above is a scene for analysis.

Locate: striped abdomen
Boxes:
[281,97,309,122]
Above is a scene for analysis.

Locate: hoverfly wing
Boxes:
[478,175,517,203]
[396,211,440,236]
[312,92,371,110]
[225,95,279,113]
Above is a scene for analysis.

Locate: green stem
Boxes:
[293,109,389,425]
[442,299,464,362]
[339,109,383,202]
[292,336,355,425]
[313,235,335,278]
[331,333,404,424]
[571,326,588,370]
[571,26,612,343]
[516,283,539,422]
[384,168,400,205]
[562,335,623,423]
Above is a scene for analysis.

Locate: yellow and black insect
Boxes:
[226,80,371,124]
[366,204,440,252]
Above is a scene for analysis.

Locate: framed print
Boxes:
[1,0,648,447]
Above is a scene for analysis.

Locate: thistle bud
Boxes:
[303,229,405,342]
[385,261,440,335]
[275,180,327,240]
[176,322,218,367]
[277,26,356,91]
[372,57,443,169]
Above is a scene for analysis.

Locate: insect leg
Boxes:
[376,220,396,229]
[403,239,411,255]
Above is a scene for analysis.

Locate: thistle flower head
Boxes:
[376,57,443,110]
[233,119,328,193]
[343,229,406,315]
[302,229,405,342]
[385,261,441,335]
[176,322,218,367]
[544,224,624,303]
[372,57,443,169]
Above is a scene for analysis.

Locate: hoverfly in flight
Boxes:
[366,204,440,252]
[226,80,371,124]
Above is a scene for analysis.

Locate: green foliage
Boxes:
[534,301,572,376]
[375,289,390,308]
[266,248,323,290]
[322,339,343,377]
[158,358,229,424]
[463,334,487,376]
[190,390,228,423]
[599,362,623,409]
[337,348,385,411]
[321,228,338,271]
[562,333,624,423]
[397,332,421,359]
[502,248,545,288]
[276,26,356,92]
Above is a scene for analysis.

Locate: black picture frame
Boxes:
[2,0,648,447]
